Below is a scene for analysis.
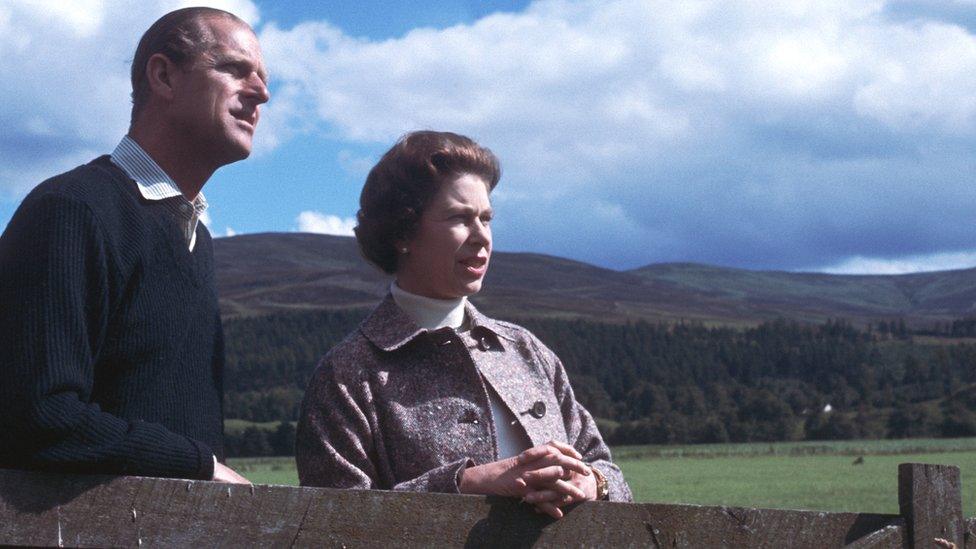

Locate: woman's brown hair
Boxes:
[355,131,500,274]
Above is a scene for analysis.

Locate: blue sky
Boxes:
[3,0,976,274]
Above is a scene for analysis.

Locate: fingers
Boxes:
[213,463,252,485]
[521,469,586,499]
[516,444,555,464]
[517,446,590,478]
[521,465,569,485]
[517,441,584,465]
[523,489,575,506]
[534,501,564,519]
[546,440,582,460]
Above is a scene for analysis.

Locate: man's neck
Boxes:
[126,126,215,200]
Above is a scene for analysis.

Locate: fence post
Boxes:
[899,462,963,548]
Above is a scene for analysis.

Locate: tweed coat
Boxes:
[296,294,632,502]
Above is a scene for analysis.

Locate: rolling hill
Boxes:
[214,233,976,325]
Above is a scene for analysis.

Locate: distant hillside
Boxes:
[214,233,976,325]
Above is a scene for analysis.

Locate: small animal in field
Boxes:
[852,456,864,465]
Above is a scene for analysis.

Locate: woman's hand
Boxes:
[459,441,592,519]
[521,464,598,515]
[518,441,598,518]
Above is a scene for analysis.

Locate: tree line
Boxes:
[222,309,976,456]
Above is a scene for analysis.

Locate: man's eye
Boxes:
[221,63,249,77]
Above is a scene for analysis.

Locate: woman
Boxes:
[296,131,632,517]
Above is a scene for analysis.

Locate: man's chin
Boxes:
[221,141,253,164]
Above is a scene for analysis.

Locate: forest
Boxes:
[222,309,976,456]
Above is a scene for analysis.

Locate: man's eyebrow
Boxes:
[213,50,270,83]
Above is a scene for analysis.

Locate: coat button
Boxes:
[530,401,546,419]
[459,409,479,424]
[477,336,491,351]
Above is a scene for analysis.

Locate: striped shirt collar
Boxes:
[110,135,207,207]
[110,135,208,250]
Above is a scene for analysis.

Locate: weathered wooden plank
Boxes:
[0,468,904,548]
[899,463,963,549]
[845,524,908,549]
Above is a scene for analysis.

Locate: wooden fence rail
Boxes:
[0,463,968,547]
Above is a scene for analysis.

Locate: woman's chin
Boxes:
[459,279,484,296]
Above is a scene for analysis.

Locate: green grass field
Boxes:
[228,437,976,515]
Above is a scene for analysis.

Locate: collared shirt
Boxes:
[110,136,208,251]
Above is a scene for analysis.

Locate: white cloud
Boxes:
[337,149,376,179]
[260,0,976,159]
[8,1,976,271]
[0,0,260,196]
[258,0,976,270]
[198,210,238,238]
[295,210,356,236]
[820,250,976,274]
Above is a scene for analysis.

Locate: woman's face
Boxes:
[396,173,493,300]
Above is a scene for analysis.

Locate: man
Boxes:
[0,7,269,483]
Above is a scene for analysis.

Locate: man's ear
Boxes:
[145,53,179,101]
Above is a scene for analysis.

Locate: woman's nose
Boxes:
[470,219,491,246]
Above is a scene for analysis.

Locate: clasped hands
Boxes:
[459,441,597,519]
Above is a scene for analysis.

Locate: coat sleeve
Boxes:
[296,355,472,493]
[528,334,634,502]
[0,192,214,480]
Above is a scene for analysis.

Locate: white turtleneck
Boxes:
[390,282,529,459]
[390,282,466,330]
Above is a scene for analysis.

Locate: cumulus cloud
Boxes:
[259,0,976,272]
[337,149,377,179]
[295,210,356,236]
[8,1,976,274]
[0,0,260,197]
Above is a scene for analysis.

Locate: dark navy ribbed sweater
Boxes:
[0,156,223,480]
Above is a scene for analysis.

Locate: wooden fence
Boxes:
[0,463,969,547]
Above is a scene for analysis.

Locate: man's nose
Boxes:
[245,73,270,105]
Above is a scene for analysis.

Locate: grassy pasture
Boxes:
[228,437,976,515]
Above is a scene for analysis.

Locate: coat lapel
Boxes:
[465,305,566,446]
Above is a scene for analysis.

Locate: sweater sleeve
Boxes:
[0,192,214,480]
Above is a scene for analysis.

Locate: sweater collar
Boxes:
[360,293,514,352]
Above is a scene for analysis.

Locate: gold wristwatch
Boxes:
[591,465,609,500]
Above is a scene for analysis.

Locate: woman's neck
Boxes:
[390,282,467,330]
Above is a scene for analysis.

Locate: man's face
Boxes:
[170,17,269,168]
